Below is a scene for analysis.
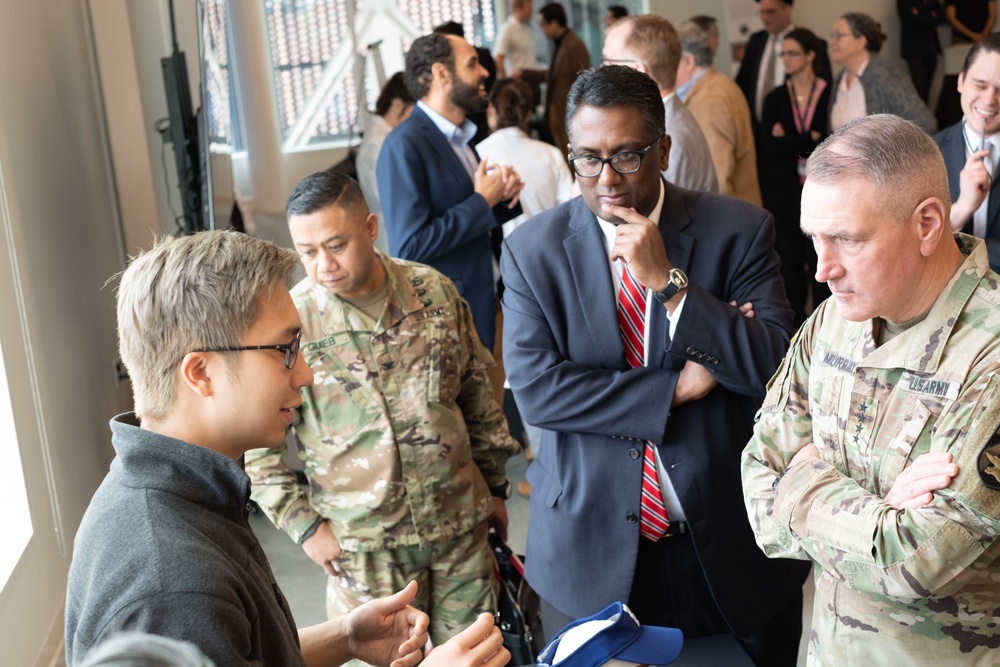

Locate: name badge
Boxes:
[899,372,960,401]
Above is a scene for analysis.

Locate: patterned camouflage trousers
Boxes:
[327,521,498,667]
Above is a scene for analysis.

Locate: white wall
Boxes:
[0,1,132,665]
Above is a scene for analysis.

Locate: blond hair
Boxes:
[618,15,681,91]
[116,231,300,420]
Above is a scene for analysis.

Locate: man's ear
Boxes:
[178,352,216,398]
[431,61,451,87]
[914,196,950,258]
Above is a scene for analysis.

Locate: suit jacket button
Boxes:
[686,346,696,355]
[711,357,719,365]
[626,513,638,523]
[629,448,640,459]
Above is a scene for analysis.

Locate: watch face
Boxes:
[671,269,688,289]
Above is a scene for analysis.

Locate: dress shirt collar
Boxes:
[416,100,477,146]
[676,68,707,101]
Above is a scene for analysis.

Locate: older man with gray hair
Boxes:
[743,114,1000,665]
[675,20,760,206]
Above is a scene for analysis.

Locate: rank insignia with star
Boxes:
[978,436,1000,490]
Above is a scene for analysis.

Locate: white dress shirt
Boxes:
[596,181,688,520]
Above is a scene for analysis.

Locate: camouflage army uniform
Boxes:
[742,235,1000,665]
[245,252,518,649]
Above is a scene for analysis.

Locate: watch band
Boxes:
[653,268,689,304]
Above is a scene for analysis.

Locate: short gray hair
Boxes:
[806,114,950,221]
[116,231,300,420]
[677,20,713,67]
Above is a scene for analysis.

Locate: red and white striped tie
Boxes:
[618,266,670,542]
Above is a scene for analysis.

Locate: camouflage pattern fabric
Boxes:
[245,254,517,636]
[328,521,497,665]
[742,235,1000,665]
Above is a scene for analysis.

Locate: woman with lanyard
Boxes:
[759,28,832,326]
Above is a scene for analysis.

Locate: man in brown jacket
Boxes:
[515,3,590,152]
[676,20,762,206]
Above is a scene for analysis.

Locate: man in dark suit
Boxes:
[377,32,523,353]
[515,3,591,150]
[735,0,831,131]
[934,33,1000,272]
[501,65,809,667]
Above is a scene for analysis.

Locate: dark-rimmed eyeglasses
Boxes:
[193,331,302,370]
[568,136,663,178]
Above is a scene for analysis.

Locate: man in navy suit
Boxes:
[501,65,809,667]
[735,0,831,132]
[377,32,523,353]
[934,33,1000,272]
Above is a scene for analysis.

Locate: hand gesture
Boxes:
[421,612,510,667]
[951,147,992,231]
[345,581,430,667]
[475,161,524,208]
[605,205,673,299]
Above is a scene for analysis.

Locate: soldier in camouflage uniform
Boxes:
[245,172,519,660]
[742,114,1000,665]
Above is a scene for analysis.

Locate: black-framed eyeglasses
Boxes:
[194,331,302,370]
[568,136,663,178]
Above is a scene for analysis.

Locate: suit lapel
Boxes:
[564,199,625,367]
[647,182,693,370]
[412,107,474,185]
[563,185,694,371]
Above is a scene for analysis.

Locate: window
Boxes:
[0,164,32,593]
[201,0,245,151]
[263,0,497,148]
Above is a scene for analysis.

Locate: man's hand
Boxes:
[884,452,958,510]
[302,520,342,576]
[605,205,674,299]
[671,360,717,407]
[421,612,510,667]
[345,581,430,667]
[474,160,524,208]
[788,442,820,468]
[731,299,755,318]
[950,147,991,231]
[488,497,509,543]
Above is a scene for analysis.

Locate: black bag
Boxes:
[491,533,543,667]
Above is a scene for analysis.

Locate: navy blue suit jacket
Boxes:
[935,121,1000,273]
[376,105,520,351]
[500,182,809,636]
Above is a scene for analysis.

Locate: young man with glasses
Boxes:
[245,172,519,663]
[66,230,509,667]
[500,65,807,666]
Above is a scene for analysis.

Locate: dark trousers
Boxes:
[905,54,938,103]
[540,534,803,667]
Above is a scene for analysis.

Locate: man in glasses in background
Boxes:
[245,172,518,664]
[66,230,511,667]
[500,65,807,666]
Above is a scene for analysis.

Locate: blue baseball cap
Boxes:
[537,602,683,667]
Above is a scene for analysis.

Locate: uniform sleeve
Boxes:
[741,313,818,561]
[744,316,1000,599]
[245,429,322,544]
[450,285,520,486]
